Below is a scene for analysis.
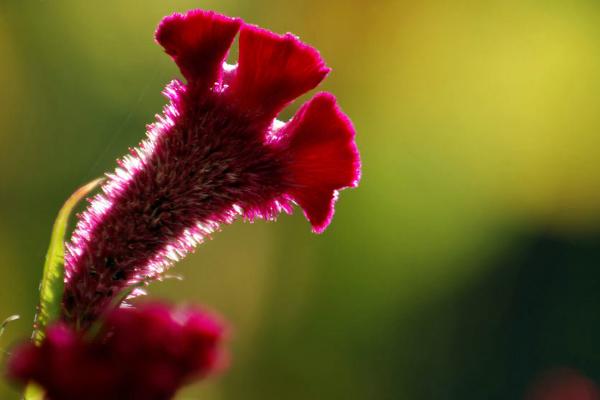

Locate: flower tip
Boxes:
[281,92,360,234]
[155,9,242,85]
[231,23,330,117]
[308,205,336,234]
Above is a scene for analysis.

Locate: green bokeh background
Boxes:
[2,1,600,399]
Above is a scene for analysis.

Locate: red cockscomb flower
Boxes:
[8,303,225,400]
[63,9,361,327]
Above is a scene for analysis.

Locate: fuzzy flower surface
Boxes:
[63,9,361,327]
[8,303,225,400]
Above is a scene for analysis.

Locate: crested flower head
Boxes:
[63,9,361,327]
[8,303,225,400]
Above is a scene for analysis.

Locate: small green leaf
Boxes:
[24,179,102,399]
[32,178,103,344]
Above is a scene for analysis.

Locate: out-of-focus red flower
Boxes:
[63,8,360,329]
[7,303,226,400]
[525,368,600,400]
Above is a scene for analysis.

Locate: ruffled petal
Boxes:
[155,10,241,88]
[279,92,360,233]
[230,24,330,118]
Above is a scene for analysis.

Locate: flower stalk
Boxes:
[6,8,360,400]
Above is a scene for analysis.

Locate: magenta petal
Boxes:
[279,92,361,233]
[156,10,241,87]
[230,24,330,118]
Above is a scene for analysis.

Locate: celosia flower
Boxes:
[63,9,361,327]
[8,303,225,400]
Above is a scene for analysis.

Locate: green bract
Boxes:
[33,178,102,344]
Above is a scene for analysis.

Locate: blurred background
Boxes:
[1,0,600,399]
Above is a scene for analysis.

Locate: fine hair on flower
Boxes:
[6,8,361,400]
